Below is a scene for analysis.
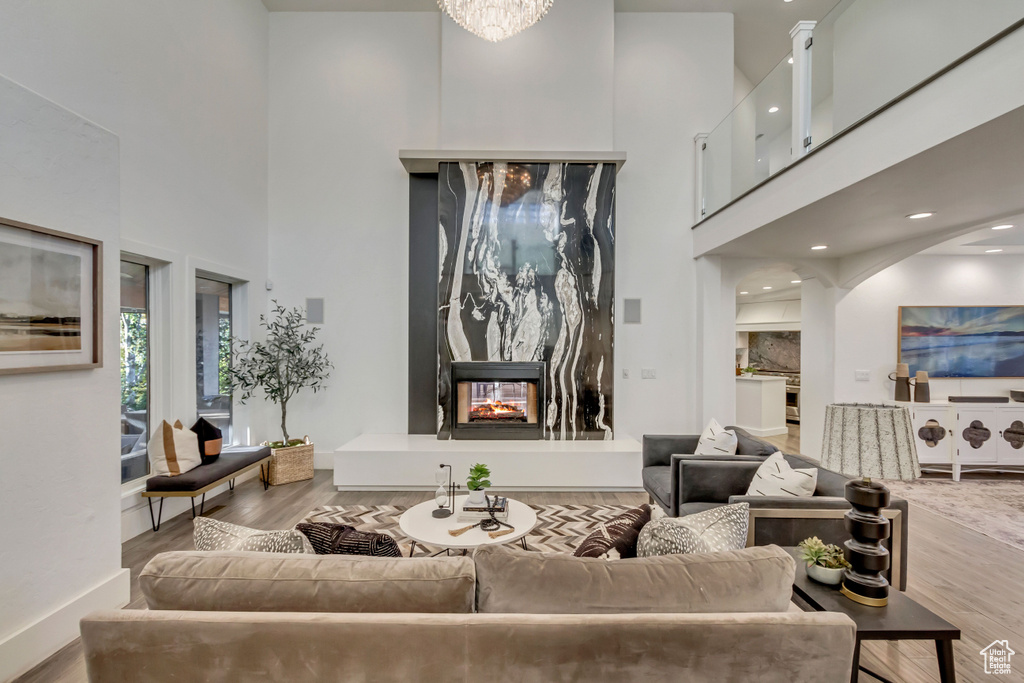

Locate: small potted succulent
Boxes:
[466,463,492,505]
[798,536,851,585]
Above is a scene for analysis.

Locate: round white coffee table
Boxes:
[399,495,537,556]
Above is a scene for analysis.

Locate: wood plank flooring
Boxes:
[16,469,1024,682]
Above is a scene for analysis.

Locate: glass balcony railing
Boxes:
[703,52,793,219]
[698,1,1024,221]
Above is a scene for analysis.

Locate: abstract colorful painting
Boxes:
[899,306,1024,378]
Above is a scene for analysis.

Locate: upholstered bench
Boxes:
[141,446,272,531]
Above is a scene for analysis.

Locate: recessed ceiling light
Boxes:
[791,280,802,284]
[986,249,1004,253]
[768,106,780,113]
[811,245,828,250]
[739,291,749,295]
[763,286,773,290]
[788,57,794,64]
[991,224,1014,230]
[907,212,934,219]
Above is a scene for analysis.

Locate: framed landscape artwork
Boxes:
[0,217,102,375]
[898,306,1024,378]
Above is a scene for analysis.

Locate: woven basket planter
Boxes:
[267,441,314,485]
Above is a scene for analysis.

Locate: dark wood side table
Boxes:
[785,548,961,683]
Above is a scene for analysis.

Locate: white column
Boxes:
[790,21,816,162]
[694,133,708,223]
[696,255,737,429]
[800,278,848,458]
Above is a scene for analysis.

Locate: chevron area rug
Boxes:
[302,504,633,557]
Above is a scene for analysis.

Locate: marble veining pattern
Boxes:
[438,162,615,439]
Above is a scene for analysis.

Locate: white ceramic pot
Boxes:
[467,488,487,506]
[806,564,845,585]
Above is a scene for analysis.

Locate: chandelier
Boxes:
[438,0,555,43]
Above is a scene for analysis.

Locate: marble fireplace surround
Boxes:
[431,156,620,441]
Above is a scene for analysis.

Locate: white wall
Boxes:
[440,0,614,150]
[832,0,1024,131]
[0,76,128,681]
[0,1,270,534]
[268,10,733,452]
[835,254,1024,403]
[615,13,734,438]
[268,12,441,455]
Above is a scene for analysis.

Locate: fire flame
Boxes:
[472,398,525,418]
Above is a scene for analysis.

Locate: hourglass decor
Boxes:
[433,464,457,518]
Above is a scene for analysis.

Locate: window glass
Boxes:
[196,277,232,443]
[120,260,149,484]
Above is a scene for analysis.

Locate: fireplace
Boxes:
[450,362,545,440]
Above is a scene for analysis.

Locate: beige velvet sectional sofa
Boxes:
[80,544,855,682]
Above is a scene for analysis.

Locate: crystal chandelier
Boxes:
[438,0,555,43]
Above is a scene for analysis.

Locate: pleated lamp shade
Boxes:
[820,403,921,481]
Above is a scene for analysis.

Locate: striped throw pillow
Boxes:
[746,452,817,497]
[695,418,738,455]
[148,420,203,477]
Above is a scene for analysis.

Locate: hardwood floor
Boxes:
[16,468,1024,682]
[764,423,801,454]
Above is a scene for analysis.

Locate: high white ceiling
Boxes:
[736,263,803,300]
[260,0,841,85]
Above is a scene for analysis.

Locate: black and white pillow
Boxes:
[695,418,739,456]
[294,522,403,558]
[572,505,652,560]
[636,502,749,557]
[193,517,314,553]
[746,451,817,497]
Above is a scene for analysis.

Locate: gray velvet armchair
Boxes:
[642,428,910,591]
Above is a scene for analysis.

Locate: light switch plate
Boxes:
[642,368,656,379]
[622,369,630,379]
[855,370,870,382]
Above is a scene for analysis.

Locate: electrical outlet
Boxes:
[642,368,656,380]
[622,369,630,379]
[855,370,870,382]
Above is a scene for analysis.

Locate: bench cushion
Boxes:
[145,446,270,492]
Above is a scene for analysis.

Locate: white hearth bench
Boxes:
[141,446,272,531]
[335,435,643,490]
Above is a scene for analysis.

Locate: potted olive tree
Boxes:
[231,301,332,485]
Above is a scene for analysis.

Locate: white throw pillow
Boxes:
[637,502,750,557]
[746,451,817,497]
[148,419,203,477]
[695,418,738,456]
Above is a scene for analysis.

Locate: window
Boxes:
[120,260,150,484]
[196,276,232,443]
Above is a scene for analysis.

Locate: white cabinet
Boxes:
[905,402,1024,480]
[953,406,999,464]
[994,410,1024,465]
[909,405,953,465]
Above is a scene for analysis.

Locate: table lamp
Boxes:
[820,403,920,607]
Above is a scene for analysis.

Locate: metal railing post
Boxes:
[694,133,709,222]
[790,21,816,162]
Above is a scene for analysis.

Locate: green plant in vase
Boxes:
[466,463,492,505]
[798,536,851,585]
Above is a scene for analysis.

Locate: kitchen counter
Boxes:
[736,376,788,437]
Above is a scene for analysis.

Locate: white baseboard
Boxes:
[0,568,129,682]
[313,450,334,470]
[120,468,260,542]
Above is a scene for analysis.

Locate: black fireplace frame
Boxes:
[449,361,545,440]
